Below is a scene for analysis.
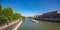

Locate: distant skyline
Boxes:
[0,0,60,17]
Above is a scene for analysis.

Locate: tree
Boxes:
[0,14,8,24]
[0,4,2,10]
[3,7,13,15]
[0,4,22,25]
[0,4,2,15]
[3,7,13,20]
[12,13,22,19]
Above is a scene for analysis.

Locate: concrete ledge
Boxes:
[12,20,22,30]
[0,20,20,30]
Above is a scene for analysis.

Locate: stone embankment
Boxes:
[0,19,22,30]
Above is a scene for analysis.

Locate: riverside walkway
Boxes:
[0,19,22,30]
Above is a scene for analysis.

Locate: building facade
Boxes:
[38,11,60,18]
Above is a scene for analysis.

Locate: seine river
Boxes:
[18,18,60,30]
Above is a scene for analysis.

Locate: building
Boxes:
[34,10,60,22]
[38,11,60,18]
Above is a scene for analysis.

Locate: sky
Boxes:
[0,0,60,17]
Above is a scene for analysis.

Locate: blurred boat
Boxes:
[32,19,39,23]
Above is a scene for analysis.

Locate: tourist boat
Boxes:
[32,19,39,23]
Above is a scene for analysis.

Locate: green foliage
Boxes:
[0,4,2,10]
[0,15,8,24]
[12,13,22,19]
[0,4,3,15]
[0,4,22,25]
[22,16,25,18]
[3,7,13,15]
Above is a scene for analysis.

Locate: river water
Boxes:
[18,18,60,30]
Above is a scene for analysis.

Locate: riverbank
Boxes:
[12,19,22,30]
[0,19,22,30]
[33,18,60,23]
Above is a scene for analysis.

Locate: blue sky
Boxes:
[0,0,60,16]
